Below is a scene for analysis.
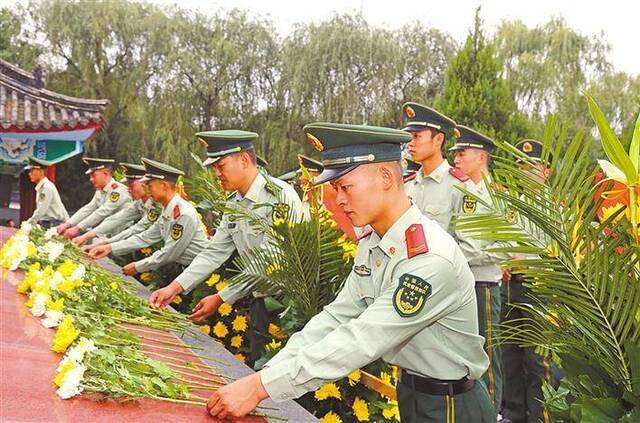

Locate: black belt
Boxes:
[476,281,499,288]
[400,371,475,396]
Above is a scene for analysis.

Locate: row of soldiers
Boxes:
[23,102,555,422]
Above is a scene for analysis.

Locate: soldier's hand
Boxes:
[122,262,138,276]
[189,294,223,321]
[72,234,88,246]
[63,226,81,239]
[56,223,70,235]
[88,244,112,260]
[149,281,184,310]
[206,373,268,420]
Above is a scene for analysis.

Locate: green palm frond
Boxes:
[226,184,355,331]
[183,153,227,226]
[454,113,640,415]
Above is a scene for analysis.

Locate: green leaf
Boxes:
[630,112,640,174]
[580,397,625,422]
[586,94,637,185]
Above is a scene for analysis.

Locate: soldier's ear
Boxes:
[377,163,398,191]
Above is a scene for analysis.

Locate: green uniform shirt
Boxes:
[107,198,161,243]
[110,194,208,273]
[260,205,488,402]
[67,178,131,230]
[405,161,469,234]
[28,177,69,224]
[92,197,149,237]
[174,172,304,303]
[454,179,503,282]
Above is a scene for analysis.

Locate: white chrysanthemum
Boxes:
[70,264,86,281]
[56,363,86,399]
[77,337,96,354]
[42,242,65,263]
[30,293,49,317]
[49,272,64,290]
[19,222,32,234]
[44,227,58,240]
[42,310,63,328]
[7,246,28,271]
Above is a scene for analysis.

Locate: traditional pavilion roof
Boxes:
[0,59,109,131]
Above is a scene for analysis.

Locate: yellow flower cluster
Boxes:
[51,315,80,353]
[315,383,341,401]
[232,315,248,332]
[381,400,400,421]
[352,397,370,422]
[320,411,343,423]
[218,302,233,317]
[213,321,229,338]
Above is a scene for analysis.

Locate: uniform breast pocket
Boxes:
[424,203,448,216]
[354,276,376,306]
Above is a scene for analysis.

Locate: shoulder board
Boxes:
[173,204,181,219]
[405,224,429,258]
[403,172,418,183]
[449,167,469,182]
[357,228,374,242]
[265,180,282,197]
[111,182,118,189]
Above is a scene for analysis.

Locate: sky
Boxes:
[4,0,638,75]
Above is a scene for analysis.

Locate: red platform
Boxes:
[0,227,316,422]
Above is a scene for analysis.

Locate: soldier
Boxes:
[56,157,131,239]
[450,125,504,410]
[88,158,208,280]
[23,156,69,228]
[501,139,555,423]
[73,162,156,247]
[147,130,304,363]
[204,122,495,422]
[402,102,469,233]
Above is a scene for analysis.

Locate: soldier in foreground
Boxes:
[204,123,494,422]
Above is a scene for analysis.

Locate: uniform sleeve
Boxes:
[111,220,163,256]
[92,202,141,237]
[260,255,463,402]
[457,236,508,266]
[265,272,368,369]
[29,185,54,223]
[107,212,152,243]
[133,213,199,273]
[67,192,100,226]
[76,187,131,230]
[280,185,305,223]
[174,214,235,294]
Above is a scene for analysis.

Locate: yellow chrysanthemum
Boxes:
[234,353,246,363]
[200,325,211,335]
[213,321,229,338]
[315,383,341,401]
[54,359,76,387]
[232,315,248,332]
[51,315,80,353]
[56,260,76,277]
[380,371,392,385]
[140,247,153,256]
[230,335,244,348]
[382,400,400,421]
[140,272,152,283]
[267,339,282,352]
[347,369,361,386]
[215,281,227,292]
[352,397,370,422]
[26,242,37,258]
[110,282,118,290]
[172,296,182,305]
[206,273,221,287]
[218,302,232,317]
[57,278,83,295]
[47,298,64,312]
[320,411,343,423]
[268,323,286,339]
